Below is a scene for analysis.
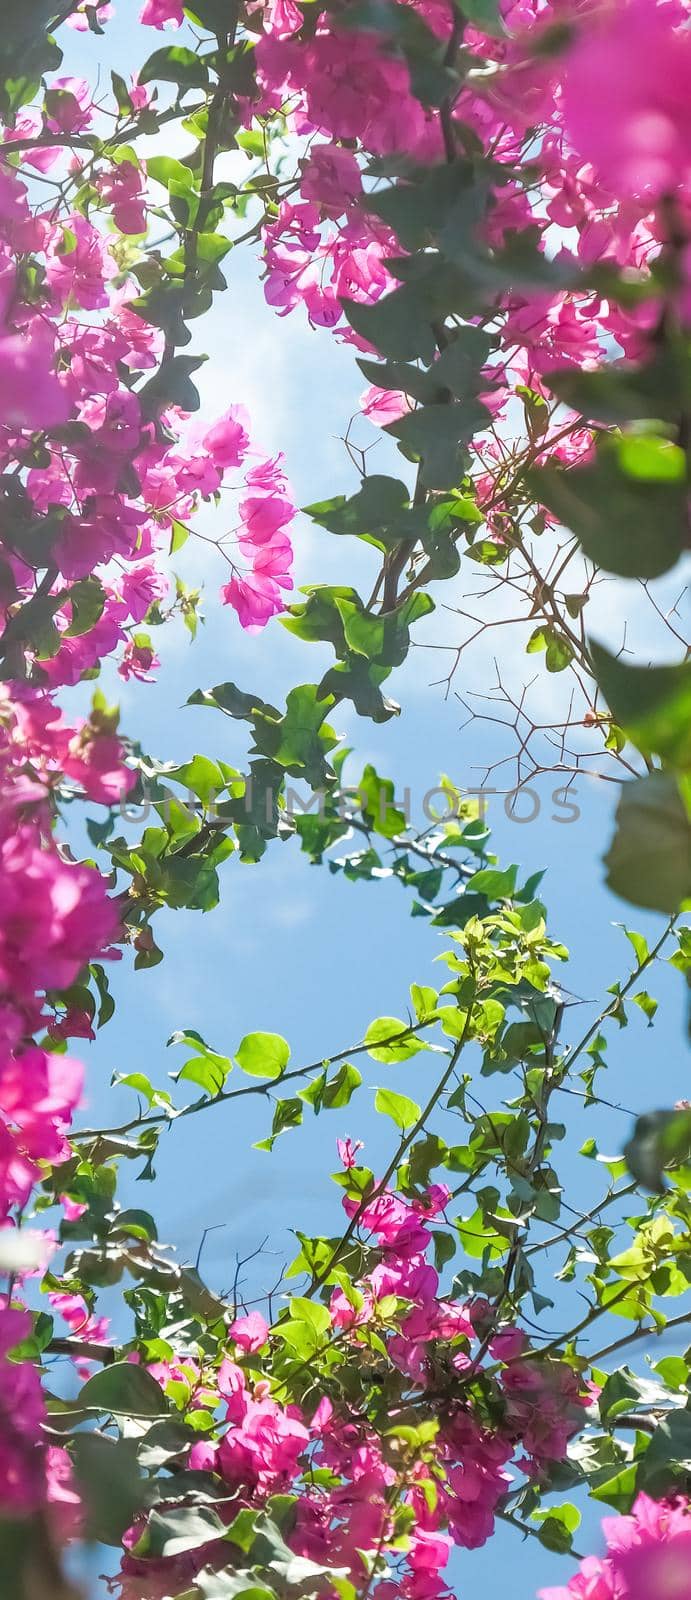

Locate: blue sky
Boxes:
[55,8,691,1595]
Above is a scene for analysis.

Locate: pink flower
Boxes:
[118,563,168,623]
[540,1496,691,1600]
[0,1048,83,1216]
[617,1530,691,1599]
[203,406,251,469]
[360,385,410,426]
[139,0,183,23]
[119,640,160,681]
[301,145,362,213]
[45,1445,82,1539]
[408,1529,452,1572]
[46,215,117,311]
[413,1184,451,1219]
[221,574,287,630]
[244,532,293,585]
[97,159,147,235]
[230,1311,269,1352]
[129,75,152,111]
[66,1,114,27]
[337,1136,363,1169]
[489,1326,527,1361]
[0,327,69,431]
[263,0,303,37]
[0,1306,47,1512]
[239,491,295,544]
[45,77,93,136]
[63,731,135,804]
[563,0,691,199]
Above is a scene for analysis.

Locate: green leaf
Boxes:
[591,641,691,769]
[197,1579,276,1600]
[64,577,106,637]
[167,754,226,804]
[466,865,517,898]
[358,763,408,839]
[187,680,276,720]
[364,1017,425,1063]
[170,518,190,553]
[251,1514,348,1586]
[624,1109,691,1192]
[255,1096,303,1150]
[287,1297,331,1336]
[375,1087,421,1129]
[532,1502,580,1554]
[177,1053,230,1095]
[590,1465,638,1511]
[138,1418,199,1468]
[547,354,687,426]
[272,684,338,780]
[343,284,439,362]
[305,476,413,547]
[72,1434,145,1546]
[410,983,438,1022]
[366,164,490,256]
[636,1410,691,1496]
[146,154,196,191]
[138,354,207,418]
[78,1361,169,1417]
[617,433,686,483]
[143,1504,227,1558]
[139,44,210,90]
[529,443,686,579]
[184,0,241,29]
[604,772,691,913]
[653,1358,689,1393]
[324,1062,362,1108]
[454,0,503,31]
[236,1032,290,1079]
[111,1208,158,1242]
[386,399,490,489]
[110,68,133,115]
[632,989,658,1024]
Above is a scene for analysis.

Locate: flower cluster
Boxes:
[0,0,689,1591]
[0,38,297,1527]
[119,1179,589,1600]
[0,127,294,664]
[251,0,691,526]
[541,1493,691,1600]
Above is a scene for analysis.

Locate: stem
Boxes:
[72,1018,444,1144]
[589,1308,691,1366]
[497,1508,585,1563]
[564,917,678,1072]
[523,1181,638,1259]
[46,1336,116,1364]
[470,1002,565,1367]
[305,994,478,1296]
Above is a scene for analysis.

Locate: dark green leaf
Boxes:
[139,45,210,90]
[72,1434,145,1546]
[529,443,686,579]
[624,1109,691,1192]
[591,642,691,769]
[78,1361,170,1417]
[604,773,691,913]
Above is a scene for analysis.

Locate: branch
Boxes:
[72,1017,445,1144]
[305,993,478,1295]
[45,1336,116,1364]
[589,1309,691,1366]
